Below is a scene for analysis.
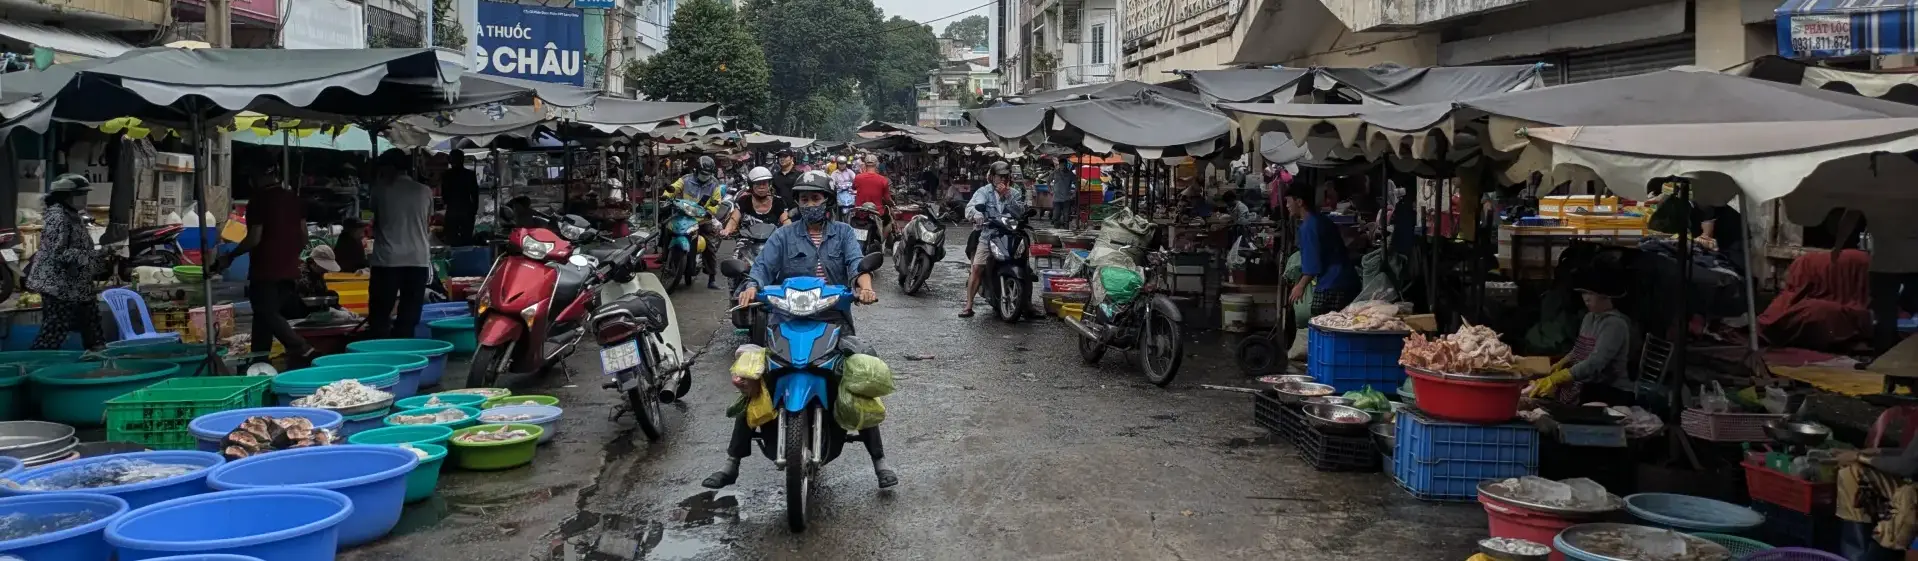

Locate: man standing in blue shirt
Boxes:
[1284,188,1359,316]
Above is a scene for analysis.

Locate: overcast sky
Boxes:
[875,0,994,35]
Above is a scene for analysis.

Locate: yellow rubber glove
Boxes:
[1528,369,1574,398]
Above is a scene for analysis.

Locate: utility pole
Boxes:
[206,0,234,218]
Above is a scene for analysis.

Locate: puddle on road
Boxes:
[545,492,741,560]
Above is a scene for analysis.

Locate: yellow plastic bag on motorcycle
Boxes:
[745,388,777,428]
[840,353,895,398]
[834,389,885,432]
[731,346,768,380]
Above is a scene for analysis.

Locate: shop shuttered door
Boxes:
[1562,38,1696,84]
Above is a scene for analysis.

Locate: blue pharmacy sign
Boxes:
[575,0,615,8]
[474,1,586,86]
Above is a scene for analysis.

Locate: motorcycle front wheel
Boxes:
[995,277,1029,323]
[466,343,512,389]
[784,410,816,532]
[661,247,687,291]
[1140,312,1184,387]
[902,252,930,295]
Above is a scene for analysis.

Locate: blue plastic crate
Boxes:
[448,246,493,277]
[1393,408,1538,502]
[1750,502,1839,549]
[413,302,472,339]
[1305,326,1408,393]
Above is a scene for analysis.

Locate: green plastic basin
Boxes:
[397,443,447,503]
[482,395,559,409]
[348,424,454,448]
[99,344,228,376]
[0,351,84,421]
[383,406,481,430]
[394,393,489,410]
[448,423,543,471]
[426,318,478,355]
[271,365,399,391]
[29,360,181,426]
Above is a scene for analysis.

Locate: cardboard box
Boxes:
[1402,314,1437,332]
[1514,356,1554,376]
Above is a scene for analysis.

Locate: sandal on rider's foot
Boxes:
[701,470,738,489]
[876,469,899,489]
[958,309,975,318]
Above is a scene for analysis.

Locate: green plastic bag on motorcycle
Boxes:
[834,389,886,432]
[841,353,896,398]
[1095,266,1143,305]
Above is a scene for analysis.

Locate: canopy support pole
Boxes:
[1671,179,1694,416]
[189,103,216,364]
[1739,200,1761,358]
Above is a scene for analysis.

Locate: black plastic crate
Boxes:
[1751,501,1840,550]
[1285,406,1380,472]
[1253,393,1287,439]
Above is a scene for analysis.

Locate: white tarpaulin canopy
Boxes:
[1522,118,1918,227]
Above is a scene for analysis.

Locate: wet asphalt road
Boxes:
[341,235,1487,561]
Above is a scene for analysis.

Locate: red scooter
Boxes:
[467,208,646,388]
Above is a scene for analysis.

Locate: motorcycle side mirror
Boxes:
[719,259,750,279]
[858,252,884,274]
[1023,208,1039,218]
[973,204,989,213]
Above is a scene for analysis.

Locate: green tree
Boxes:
[744,2,939,137]
[433,0,466,50]
[864,16,941,124]
[633,0,771,124]
[941,15,989,50]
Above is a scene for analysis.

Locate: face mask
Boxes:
[796,204,829,224]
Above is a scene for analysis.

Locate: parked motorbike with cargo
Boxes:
[466,207,648,389]
[1063,209,1185,386]
[590,253,697,441]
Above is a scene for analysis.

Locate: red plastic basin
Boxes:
[1480,494,1583,561]
[1405,367,1523,424]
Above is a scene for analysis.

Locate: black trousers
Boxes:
[367,266,429,339]
[1871,272,1918,354]
[726,414,886,461]
[32,297,102,350]
[248,279,310,355]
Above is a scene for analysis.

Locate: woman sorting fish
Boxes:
[1524,274,1634,404]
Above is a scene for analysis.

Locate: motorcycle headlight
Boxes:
[560,223,586,239]
[918,227,941,244]
[767,288,839,317]
[990,240,1009,261]
[521,235,554,259]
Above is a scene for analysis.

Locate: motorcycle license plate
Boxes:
[600,340,643,375]
[0,249,15,263]
[853,229,868,241]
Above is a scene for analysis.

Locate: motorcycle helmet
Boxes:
[696,155,717,175]
[747,166,773,183]
[792,171,834,198]
[988,161,1012,177]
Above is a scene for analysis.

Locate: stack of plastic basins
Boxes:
[1394,407,1538,502]
[414,302,471,339]
[1306,326,1409,393]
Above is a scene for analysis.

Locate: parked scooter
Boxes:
[718,252,885,532]
[466,207,647,388]
[1066,244,1187,387]
[890,202,945,295]
[973,202,1039,322]
[659,199,714,292]
[590,239,696,442]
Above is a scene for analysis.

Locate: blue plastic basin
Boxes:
[143,555,264,561]
[105,488,351,561]
[205,445,416,547]
[2,451,224,510]
[345,339,454,388]
[0,493,128,560]
[310,353,427,400]
[187,407,345,454]
[0,456,21,480]
[339,408,391,437]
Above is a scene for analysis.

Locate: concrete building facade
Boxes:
[1005,0,1123,95]
[1124,0,1789,87]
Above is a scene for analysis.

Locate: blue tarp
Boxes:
[1778,0,1918,58]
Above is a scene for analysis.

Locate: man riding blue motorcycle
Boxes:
[706,171,897,495]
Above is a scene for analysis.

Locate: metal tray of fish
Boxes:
[19,437,79,467]
[0,421,77,460]
[1477,480,1622,516]
[1309,324,1412,336]
[317,396,395,416]
[1554,523,1730,561]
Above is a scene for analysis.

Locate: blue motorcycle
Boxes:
[660,199,713,291]
[719,252,882,532]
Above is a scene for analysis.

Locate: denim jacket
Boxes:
[747,221,864,288]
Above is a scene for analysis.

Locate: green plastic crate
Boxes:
[146,376,272,407]
[104,381,264,450]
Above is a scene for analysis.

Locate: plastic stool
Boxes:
[100,287,181,344]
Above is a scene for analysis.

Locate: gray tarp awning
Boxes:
[857,121,939,135]
[1179,65,1540,104]
[1005,80,1202,106]
[461,73,599,108]
[392,98,712,147]
[970,90,1231,158]
[1728,55,1918,104]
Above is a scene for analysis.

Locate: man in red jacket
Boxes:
[852,154,893,237]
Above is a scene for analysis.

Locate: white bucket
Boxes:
[1221,293,1254,332]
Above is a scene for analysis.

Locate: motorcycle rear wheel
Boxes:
[627,380,664,441]
[784,411,815,532]
[466,344,511,390]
